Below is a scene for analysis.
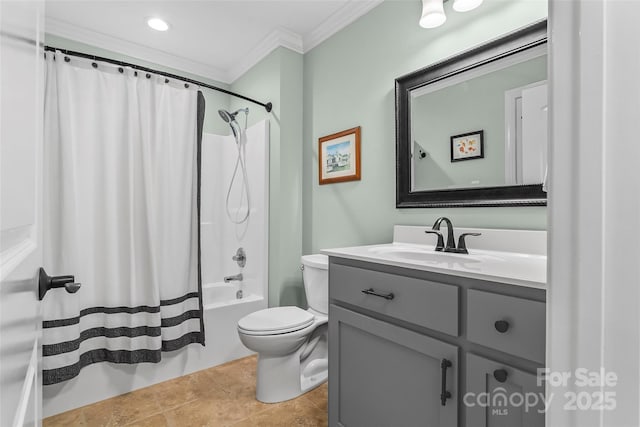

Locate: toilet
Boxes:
[237,254,328,403]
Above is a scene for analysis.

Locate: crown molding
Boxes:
[227,27,303,83]
[303,0,384,52]
[45,17,230,83]
[228,0,383,82]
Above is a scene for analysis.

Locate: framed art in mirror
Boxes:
[451,130,484,162]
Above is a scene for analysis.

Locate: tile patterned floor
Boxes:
[43,355,328,427]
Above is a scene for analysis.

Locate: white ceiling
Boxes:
[45,0,384,84]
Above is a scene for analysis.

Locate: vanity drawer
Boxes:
[467,289,545,363]
[329,263,459,336]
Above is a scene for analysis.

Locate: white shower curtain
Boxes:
[42,52,205,385]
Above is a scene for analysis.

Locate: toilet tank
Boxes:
[301,254,328,315]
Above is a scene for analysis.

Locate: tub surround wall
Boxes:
[201,124,270,301]
[230,47,305,308]
[302,0,548,256]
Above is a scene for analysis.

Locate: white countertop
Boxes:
[321,226,547,290]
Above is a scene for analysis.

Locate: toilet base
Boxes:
[256,348,327,403]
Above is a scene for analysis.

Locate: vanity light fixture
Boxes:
[419,0,447,28]
[147,18,169,32]
[452,0,483,12]
[420,0,483,29]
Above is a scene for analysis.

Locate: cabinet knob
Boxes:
[493,369,508,383]
[494,320,510,333]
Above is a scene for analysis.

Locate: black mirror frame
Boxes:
[395,20,548,208]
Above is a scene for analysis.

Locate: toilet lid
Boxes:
[238,306,314,334]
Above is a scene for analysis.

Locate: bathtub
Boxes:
[203,282,263,310]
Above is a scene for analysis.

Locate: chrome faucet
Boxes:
[425,217,481,254]
[224,273,243,283]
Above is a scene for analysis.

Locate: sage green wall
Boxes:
[413,55,547,190]
[44,34,231,135]
[230,48,305,307]
[302,0,548,255]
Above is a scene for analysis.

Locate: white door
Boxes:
[0,1,45,426]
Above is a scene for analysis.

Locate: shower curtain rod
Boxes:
[44,45,273,113]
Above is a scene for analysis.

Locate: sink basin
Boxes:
[321,225,547,289]
[367,245,480,264]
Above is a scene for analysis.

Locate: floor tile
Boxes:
[42,408,86,427]
[153,374,199,410]
[124,413,170,427]
[163,386,264,427]
[210,356,257,386]
[44,355,327,427]
[230,396,327,427]
[110,386,162,426]
[82,397,117,427]
[305,383,328,412]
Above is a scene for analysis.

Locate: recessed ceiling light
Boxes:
[147,18,169,32]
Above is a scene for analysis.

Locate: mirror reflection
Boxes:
[410,45,547,192]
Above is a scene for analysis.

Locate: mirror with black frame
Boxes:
[395,20,548,208]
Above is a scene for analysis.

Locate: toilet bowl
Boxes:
[237,254,328,403]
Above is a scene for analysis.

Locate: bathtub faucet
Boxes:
[224,273,243,283]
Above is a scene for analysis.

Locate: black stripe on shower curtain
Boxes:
[41,92,207,386]
[41,295,200,384]
[195,90,206,346]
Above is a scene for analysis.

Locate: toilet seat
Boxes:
[238,306,315,336]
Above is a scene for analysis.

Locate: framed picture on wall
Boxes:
[450,130,484,162]
[318,126,361,185]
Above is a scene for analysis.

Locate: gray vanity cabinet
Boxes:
[329,304,458,427]
[328,257,546,427]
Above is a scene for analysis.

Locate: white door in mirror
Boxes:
[504,80,548,186]
[522,83,548,185]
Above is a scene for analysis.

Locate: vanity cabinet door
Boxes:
[329,304,458,427]
[465,353,545,427]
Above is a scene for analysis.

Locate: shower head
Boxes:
[218,109,235,123]
[218,108,249,124]
[219,108,249,139]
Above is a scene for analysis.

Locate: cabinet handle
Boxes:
[493,369,508,383]
[494,320,510,333]
[361,288,394,300]
[440,359,452,406]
